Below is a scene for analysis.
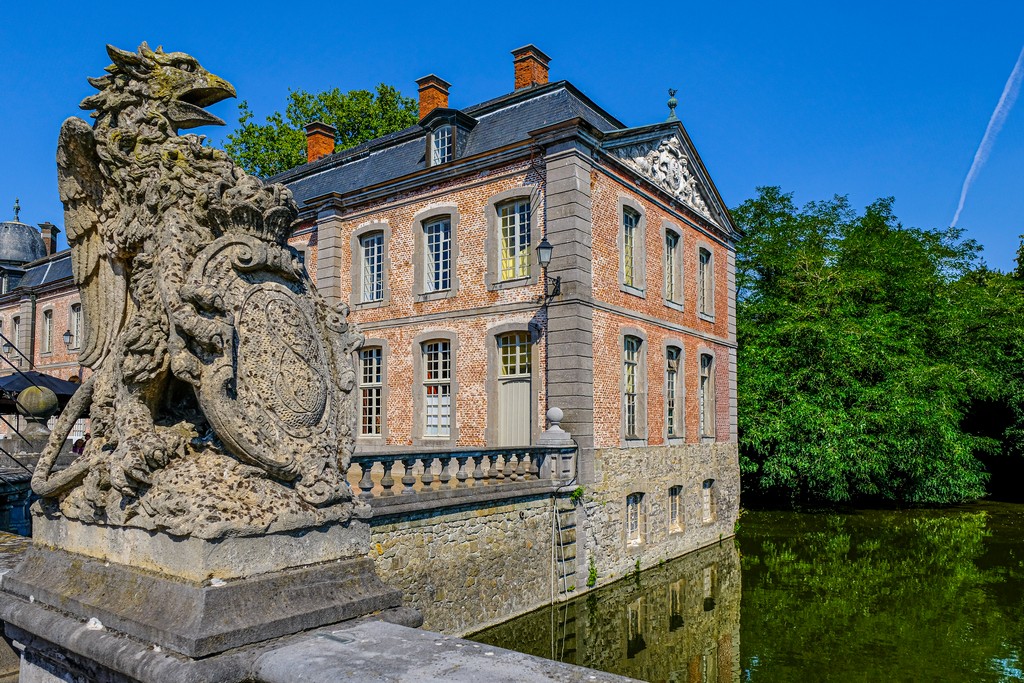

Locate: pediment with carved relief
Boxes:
[611,135,713,219]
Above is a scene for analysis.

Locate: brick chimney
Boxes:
[304,121,336,163]
[38,222,59,255]
[415,75,451,120]
[512,45,551,90]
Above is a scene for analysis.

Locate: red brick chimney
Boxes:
[415,75,451,120]
[304,121,336,163]
[38,222,59,255]
[512,45,551,90]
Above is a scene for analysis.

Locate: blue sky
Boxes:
[2,1,1022,270]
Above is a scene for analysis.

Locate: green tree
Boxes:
[223,84,418,177]
[734,187,1008,505]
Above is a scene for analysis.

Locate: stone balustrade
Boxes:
[349,445,577,517]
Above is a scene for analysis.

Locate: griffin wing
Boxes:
[57,117,127,368]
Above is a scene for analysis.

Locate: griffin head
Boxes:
[81,42,236,132]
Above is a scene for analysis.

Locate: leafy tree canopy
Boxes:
[734,187,1024,505]
[223,85,418,178]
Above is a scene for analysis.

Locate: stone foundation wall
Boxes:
[579,443,739,587]
[369,495,558,635]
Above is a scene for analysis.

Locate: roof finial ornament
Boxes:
[13,198,20,222]
[667,89,679,122]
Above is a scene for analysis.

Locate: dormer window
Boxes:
[430,125,452,165]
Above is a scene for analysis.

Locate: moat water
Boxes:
[472,501,1024,682]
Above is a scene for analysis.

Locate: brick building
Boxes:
[275,46,739,568]
[0,205,86,442]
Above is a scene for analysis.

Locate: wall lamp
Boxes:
[62,330,73,349]
[537,236,560,300]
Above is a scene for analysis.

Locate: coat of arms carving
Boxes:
[31,44,364,538]
[612,136,713,219]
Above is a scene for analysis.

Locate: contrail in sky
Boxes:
[951,46,1024,228]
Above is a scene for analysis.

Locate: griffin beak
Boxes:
[169,75,237,129]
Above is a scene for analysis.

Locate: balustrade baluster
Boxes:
[380,460,396,496]
[515,452,528,479]
[455,457,469,487]
[506,454,518,481]
[487,454,500,481]
[472,455,486,483]
[401,458,417,495]
[438,457,452,488]
[420,456,435,489]
[530,452,544,480]
[358,462,374,497]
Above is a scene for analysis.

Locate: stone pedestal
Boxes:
[0,510,421,682]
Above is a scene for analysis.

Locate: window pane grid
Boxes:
[667,347,681,437]
[699,248,712,314]
[425,218,451,292]
[500,200,531,280]
[700,353,714,437]
[624,336,640,438]
[498,332,531,377]
[423,341,452,437]
[624,209,638,286]
[665,232,679,301]
[361,233,384,303]
[359,348,383,436]
[431,125,452,165]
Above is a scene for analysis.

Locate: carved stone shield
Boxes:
[183,234,349,506]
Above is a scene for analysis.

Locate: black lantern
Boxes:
[536,236,553,270]
[63,329,73,349]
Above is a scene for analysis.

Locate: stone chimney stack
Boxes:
[415,75,451,120]
[512,45,551,90]
[304,121,336,163]
[38,222,59,255]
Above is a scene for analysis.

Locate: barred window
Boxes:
[499,199,531,280]
[430,125,452,165]
[698,247,713,316]
[669,485,683,533]
[624,336,642,438]
[424,217,452,292]
[42,310,53,354]
[665,230,681,303]
[623,208,640,287]
[626,492,644,545]
[498,332,531,377]
[423,340,452,437]
[666,346,682,438]
[69,304,82,349]
[700,353,715,438]
[360,232,384,303]
[359,347,383,436]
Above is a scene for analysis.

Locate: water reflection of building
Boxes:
[473,540,740,682]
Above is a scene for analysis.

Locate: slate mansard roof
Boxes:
[272,82,623,210]
[273,79,738,236]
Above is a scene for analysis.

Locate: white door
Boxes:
[497,333,532,446]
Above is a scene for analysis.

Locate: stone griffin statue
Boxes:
[31,44,364,538]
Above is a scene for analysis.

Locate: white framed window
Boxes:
[698,247,713,316]
[699,353,715,439]
[430,125,452,165]
[623,208,640,287]
[498,332,531,377]
[624,336,642,438]
[666,346,682,438]
[665,229,682,304]
[669,485,683,533]
[499,199,531,281]
[69,304,82,349]
[424,217,452,292]
[423,340,452,437]
[41,310,53,354]
[359,347,383,437]
[626,492,644,545]
[360,232,385,303]
[11,316,20,353]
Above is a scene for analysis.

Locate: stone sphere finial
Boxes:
[546,406,564,427]
[667,89,679,122]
